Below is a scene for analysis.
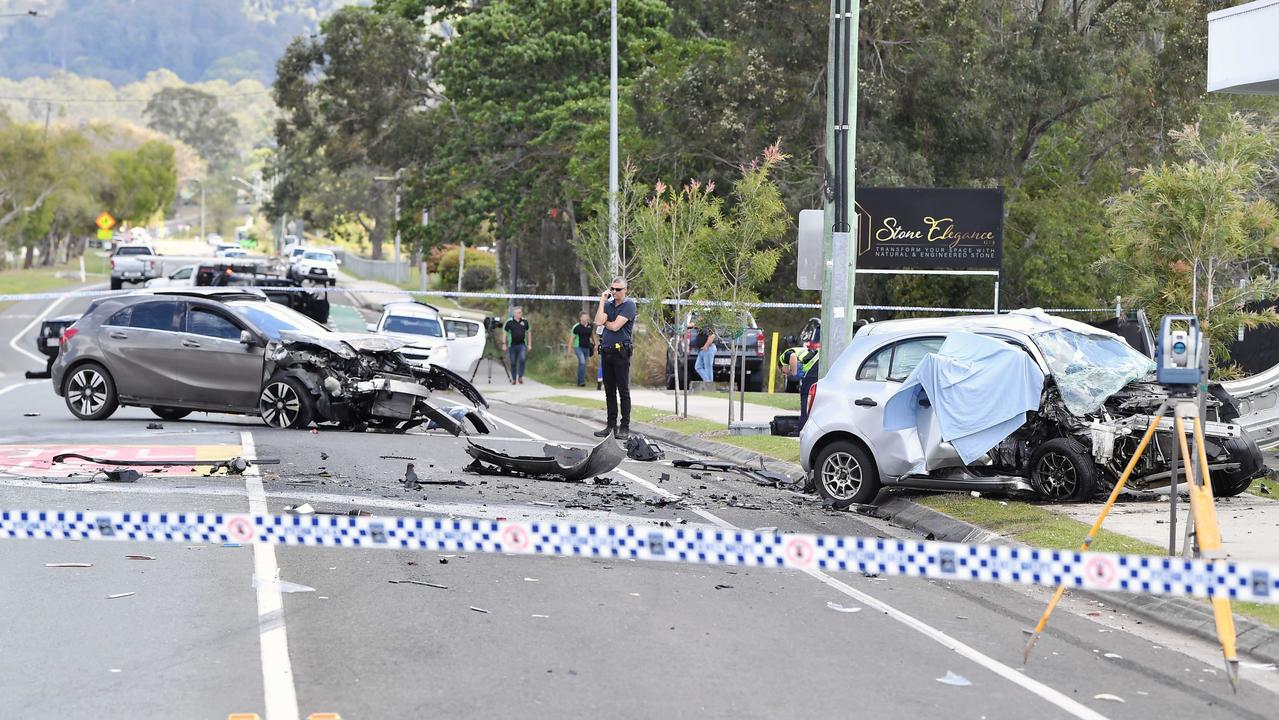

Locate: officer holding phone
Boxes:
[593,276,637,439]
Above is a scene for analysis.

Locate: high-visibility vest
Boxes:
[779,347,819,376]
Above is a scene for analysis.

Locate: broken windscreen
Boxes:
[1032,328,1156,416]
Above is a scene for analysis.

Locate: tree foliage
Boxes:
[144,87,241,171]
[1101,114,1279,373]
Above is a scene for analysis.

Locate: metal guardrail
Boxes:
[332,250,409,284]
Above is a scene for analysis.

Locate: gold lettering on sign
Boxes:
[874,217,923,243]
[924,216,995,248]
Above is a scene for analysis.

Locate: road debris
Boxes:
[1093,694,1125,703]
[107,592,135,600]
[524,577,539,582]
[532,614,549,618]
[388,580,448,589]
[470,606,490,614]
[287,503,316,515]
[625,434,664,461]
[22,412,39,417]
[464,435,624,482]
[826,602,862,613]
[125,555,154,561]
[1104,652,1123,659]
[671,459,796,488]
[381,455,417,461]
[146,422,164,430]
[320,451,329,460]
[99,469,141,483]
[208,457,252,476]
[51,452,280,468]
[936,671,971,687]
[45,563,93,568]
[40,477,95,485]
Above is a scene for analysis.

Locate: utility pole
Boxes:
[607,0,620,277]
[820,0,859,375]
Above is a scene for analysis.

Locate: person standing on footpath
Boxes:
[691,316,716,383]
[570,311,594,387]
[503,306,531,385]
[593,277,636,439]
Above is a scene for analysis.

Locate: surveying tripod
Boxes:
[1022,393,1240,689]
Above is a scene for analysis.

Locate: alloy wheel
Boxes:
[821,451,862,501]
[68,368,108,416]
[1034,452,1078,500]
[260,381,302,428]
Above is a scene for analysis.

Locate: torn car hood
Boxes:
[278,330,410,357]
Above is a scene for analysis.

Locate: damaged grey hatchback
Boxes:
[51,290,487,434]
[800,310,1265,507]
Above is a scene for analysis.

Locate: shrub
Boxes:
[437,246,497,288]
[461,265,496,292]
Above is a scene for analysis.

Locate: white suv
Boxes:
[369,302,450,369]
[291,249,339,286]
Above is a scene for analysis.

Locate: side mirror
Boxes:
[447,332,457,341]
[336,259,343,265]
[239,330,256,346]
[366,322,377,333]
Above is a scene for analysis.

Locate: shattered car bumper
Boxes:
[463,435,625,481]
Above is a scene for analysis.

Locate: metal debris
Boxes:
[389,579,448,589]
[40,477,94,485]
[125,555,154,561]
[45,563,92,568]
[464,435,624,482]
[99,469,141,483]
[826,602,862,613]
[107,592,135,600]
[470,606,490,614]
[51,452,280,468]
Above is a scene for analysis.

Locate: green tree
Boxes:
[103,140,178,224]
[632,176,721,414]
[1101,114,1279,374]
[144,87,241,170]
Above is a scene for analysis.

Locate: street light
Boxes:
[183,178,205,243]
[608,0,619,277]
[374,169,407,283]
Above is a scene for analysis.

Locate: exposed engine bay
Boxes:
[264,331,490,436]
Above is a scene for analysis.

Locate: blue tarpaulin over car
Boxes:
[883,332,1045,465]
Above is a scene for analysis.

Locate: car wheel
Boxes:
[1211,435,1264,497]
[110,277,122,290]
[1028,438,1097,501]
[815,440,880,508]
[63,363,119,420]
[151,407,191,421]
[258,375,314,429]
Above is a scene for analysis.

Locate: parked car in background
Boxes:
[800,310,1265,507]
[290,249,340,286]
[214,243,242,257]
[665,311,766,391]
[368,301,450,370]
[109,243,160,290]
[50,289,487,433]
[221,271,331,325]
[206,233,223,246]
[281,235,302,256]
[144,264,198,289]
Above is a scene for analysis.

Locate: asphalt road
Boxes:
[3,271,1279,719]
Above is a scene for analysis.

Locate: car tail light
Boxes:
[756,332,765,355]
[60,327,78,346]
[109,258,115,269]
[807,381,818,413]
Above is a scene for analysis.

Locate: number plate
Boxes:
[45,337,60,348]
[713,358,731,367]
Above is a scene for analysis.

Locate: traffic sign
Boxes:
[96,228,112,241]
[95,212,116,231]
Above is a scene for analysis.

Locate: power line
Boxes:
[0,89,274,104]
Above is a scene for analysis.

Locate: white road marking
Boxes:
[241,431,300,720]
[0,380,40,398]
[7,292,70,365]
[489,404,1114,720]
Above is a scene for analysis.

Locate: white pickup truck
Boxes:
[110,243,161,289]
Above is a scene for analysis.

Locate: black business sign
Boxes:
[854,187,1003,271]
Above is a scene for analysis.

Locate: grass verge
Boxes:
[1249,476,1278,499]
[739,391,802,412]
[540,395,800,464]
[0,257,100,310]
[916,494,1279,628]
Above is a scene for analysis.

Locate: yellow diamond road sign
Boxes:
[95,211,116,231]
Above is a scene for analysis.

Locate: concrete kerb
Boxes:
[872,495,1279,665]
[526,397,1279,663]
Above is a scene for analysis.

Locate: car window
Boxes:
[230,300,330,340]
[856,337,945,382]
[129,300,184,332]
[105,307,132,327]
[172,267,192,279]
[115,246,152,255]
[444,319,479,338]
[384,315,442,337]
[888,338,944,381]
[857,345,894,382]
[303,251,334,262]
[188,307,243,340]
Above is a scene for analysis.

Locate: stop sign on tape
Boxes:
[501,524,531,553]
[226,517,254,542]
[785,537,816,568]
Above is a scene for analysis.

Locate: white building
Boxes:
[1208,0,1279,94]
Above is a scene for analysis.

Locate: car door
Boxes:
[845,336,945,479]
[171,305,266,411]
[97,299,186,402]
[443,318,486,376]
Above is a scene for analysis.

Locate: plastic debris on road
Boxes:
[107,592,135,600]
[125,555,154,560]
[388,579,447,589]
[470,606,490,614]
[826,602,862,613]
[45,562,92,568]
[146,422,164,430]
[1093,693,1125,703]
[936,671,972,687]
[252,576,316,593]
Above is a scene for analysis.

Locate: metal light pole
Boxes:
[607,0,620,277]
[820,0,859,376]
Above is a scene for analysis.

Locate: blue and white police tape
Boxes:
[4,509,1277,604]
[0,286,1117,315]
